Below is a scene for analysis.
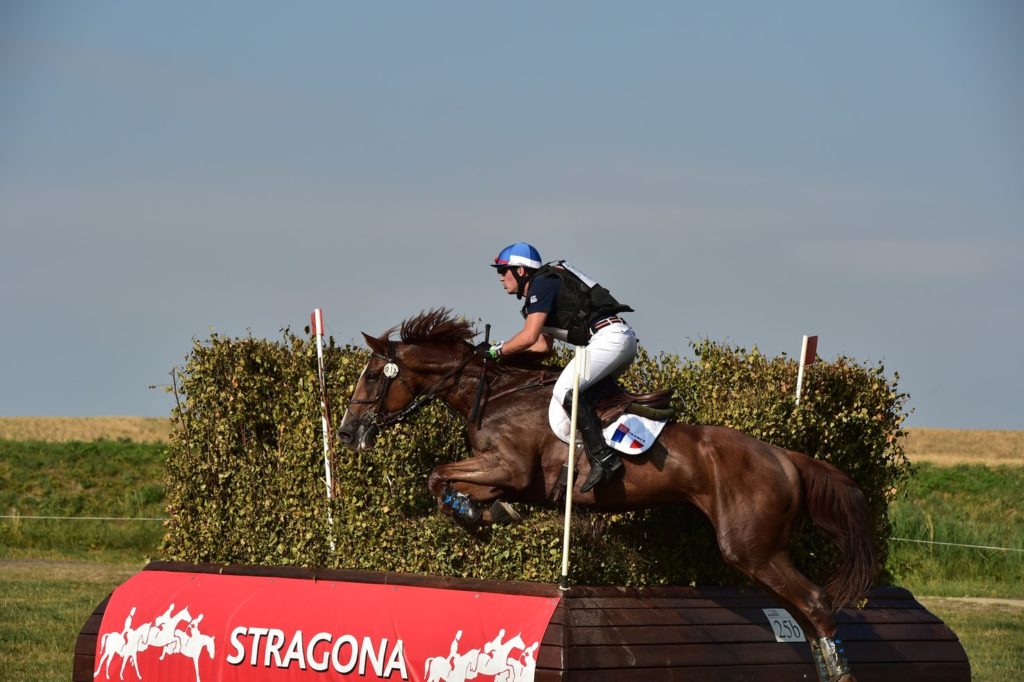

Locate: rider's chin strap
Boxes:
[512,267,535,300]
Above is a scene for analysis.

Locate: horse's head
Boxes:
[338,332,419,450]
[338,310,479,450]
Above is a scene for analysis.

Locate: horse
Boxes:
[339,310,877,682]
[146,605,192,654]
[177,631,215,682]
[94,628,144,680]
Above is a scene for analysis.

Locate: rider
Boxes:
[482,242,638,493]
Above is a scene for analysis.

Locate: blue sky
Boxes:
[2,1,1021,428]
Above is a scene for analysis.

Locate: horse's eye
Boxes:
[364,372,380,383]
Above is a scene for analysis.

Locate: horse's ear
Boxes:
[362,332,388,356]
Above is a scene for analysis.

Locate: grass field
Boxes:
[0,416,172,444]
[4,417,1023,465]
[905,427,1024,466]
[1,419,1022,680]
[0,560,142,682]
[0,439,166,563]
[888,464,1024,599]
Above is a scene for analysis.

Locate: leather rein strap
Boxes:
[486,375,558,402]
[350,342,558,428]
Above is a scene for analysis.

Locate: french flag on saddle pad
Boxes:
[601,414,667,455]
[612,422,646,449]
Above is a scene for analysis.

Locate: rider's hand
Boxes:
[475,341,502,361]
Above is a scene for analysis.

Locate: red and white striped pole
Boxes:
[795,335,818,405]
[311,308,335,551]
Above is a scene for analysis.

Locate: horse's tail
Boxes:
[785,450,878,609]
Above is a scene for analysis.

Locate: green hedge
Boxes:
[162,329,910,587]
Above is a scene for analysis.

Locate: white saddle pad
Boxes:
[602,413,667,454]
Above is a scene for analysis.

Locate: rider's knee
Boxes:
[547,401,570,439]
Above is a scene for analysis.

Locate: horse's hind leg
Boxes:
[711,496,853,682]
[728,548,854,681]
[765,555,857,682]
[746,552,836,639]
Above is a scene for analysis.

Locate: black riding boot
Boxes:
[563,392,622,493]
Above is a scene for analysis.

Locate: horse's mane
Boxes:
[386,308,476,345]
[385,308,560,376]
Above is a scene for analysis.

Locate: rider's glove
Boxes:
[475,341,502,360]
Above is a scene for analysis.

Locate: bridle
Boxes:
[347,341,479,429]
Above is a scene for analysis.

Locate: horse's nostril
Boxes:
[338,430,354,444]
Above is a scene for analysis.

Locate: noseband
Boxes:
[347,341,478,429]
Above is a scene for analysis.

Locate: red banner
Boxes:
[92,570,560,682]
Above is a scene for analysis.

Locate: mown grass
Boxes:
[0,560,142,682]
[1,434,1022,680]
[888,463,1024,599]
[920,598,1024,680]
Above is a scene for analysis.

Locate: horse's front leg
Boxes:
[428,453,529,526]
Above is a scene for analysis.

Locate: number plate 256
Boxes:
[763,608,806,642]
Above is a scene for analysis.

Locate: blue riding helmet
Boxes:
[492,242,542,270]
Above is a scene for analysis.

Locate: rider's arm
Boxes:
[501,312,552,355]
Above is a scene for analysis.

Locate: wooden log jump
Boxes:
[76,562,969,681]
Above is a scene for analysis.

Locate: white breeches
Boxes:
[548,322,638,441]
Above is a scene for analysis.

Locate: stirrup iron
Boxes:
[579,448,621,493]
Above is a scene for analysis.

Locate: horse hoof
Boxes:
[489,500,522,524]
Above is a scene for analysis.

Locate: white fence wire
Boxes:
[3,515,1022,554]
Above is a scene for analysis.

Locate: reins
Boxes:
[349,341,478,429]
[350,341,558,428]
[486,375,558,402]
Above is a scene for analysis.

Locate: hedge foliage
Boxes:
[162,328,910,587]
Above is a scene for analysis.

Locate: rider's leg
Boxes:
[548,324,638,434]
[562,389,623,493]
[549,324,638,493]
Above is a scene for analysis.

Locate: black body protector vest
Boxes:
[521,260,634,346]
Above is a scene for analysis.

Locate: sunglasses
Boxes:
[495,266,510,276]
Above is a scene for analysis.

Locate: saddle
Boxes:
[590,379,676,426]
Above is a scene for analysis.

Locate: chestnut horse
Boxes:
[339,310,876,682]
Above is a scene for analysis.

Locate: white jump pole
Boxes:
[311,308,336,552]
[559,345,589,590]
[795,334,818,405]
